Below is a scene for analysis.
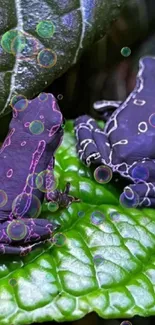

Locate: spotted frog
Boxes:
[0,93,78,256]
[74,56,155,208]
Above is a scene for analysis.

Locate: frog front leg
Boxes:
[45,157,80,208]
[93,100,122,121]
[119,160,155,207]
[74,115,111,166]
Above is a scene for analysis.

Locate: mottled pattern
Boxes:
[74,56,155,208]
[0,93,76,255]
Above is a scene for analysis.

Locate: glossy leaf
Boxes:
[0,0,126,118]
[0,121,155,324]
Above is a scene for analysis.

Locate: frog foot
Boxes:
[120,182,155,208]
[0,218,59,255]
[74,115,110,166]
[119,160,155,207]
[46,182,80,208]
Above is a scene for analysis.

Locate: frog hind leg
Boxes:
[93,100,122,122]
[119,160,155,207]
[45,158,80,208]
[74,115,111,167]
[0,217,59,255]
[0,241,42,256]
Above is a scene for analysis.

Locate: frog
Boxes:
[0,93,79,256]
[74,56,155,208]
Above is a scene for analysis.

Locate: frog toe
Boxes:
[120,182,155,208]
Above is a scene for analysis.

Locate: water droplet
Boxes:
[26,173,42,189]
[37,48,57,68]
[36,170,58,193]
[0,190,8,207]
[29,120,44,135]
[36,21,55,38]
[93,254,104,266]
[1,30,19,53]
[78,211,85,218]
[12,193,41,218]
[7,220,27,241]
[9,278,17,287]
[57,94,63,100]
[124,187,134,200]
[94,165,113,184]
[48,202,59,212]
[53,233,66,247]
[120,190,139,208]
[131,165,149,181]
[12,32,39,61]
[149,113,155,127]
[10,94,28,112]
[38,92,48,102]
[11,33,26,55]
[120,321,132,325]
[91,211,105,225]
[121,47,131,57]
[109,211,120,222]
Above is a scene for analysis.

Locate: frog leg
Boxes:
[93,100,122,121]
[120,160,155,207]
[0,242,41,256]
[45,158,80,207]
[0,218,59,255]
[0,239,53,256]
[74,115,111,166]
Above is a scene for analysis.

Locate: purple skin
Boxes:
[74,56,155,208]
[0,93,79,256]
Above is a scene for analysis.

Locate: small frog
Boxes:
[74,56,155,208]
[0,93,79,256]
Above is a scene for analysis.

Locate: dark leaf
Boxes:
[0,0,126,118]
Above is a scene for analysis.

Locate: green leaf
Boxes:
[0,0,126,118]
[1,120,155,325]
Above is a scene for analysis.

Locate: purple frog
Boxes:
[0,93,78,256]
[74,56,155,208]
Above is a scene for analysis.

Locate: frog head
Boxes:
[10,93,64,147]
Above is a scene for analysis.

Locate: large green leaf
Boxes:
[1,121,155,325]
[0,0,126,118]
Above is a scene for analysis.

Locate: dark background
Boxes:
[33,314,154,325]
